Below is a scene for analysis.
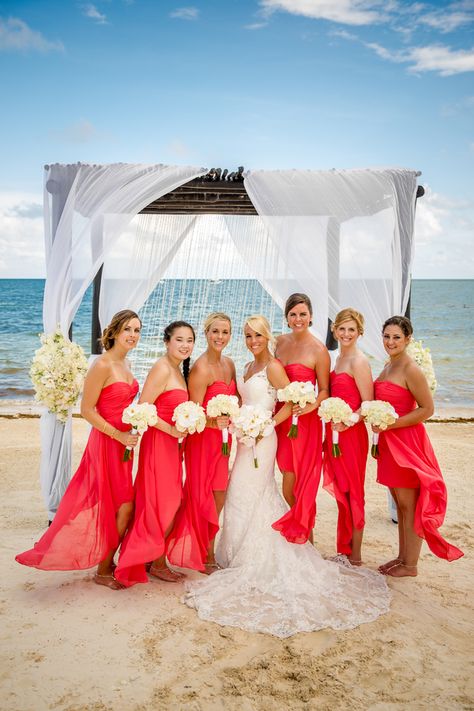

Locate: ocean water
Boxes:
[0,279,472,411]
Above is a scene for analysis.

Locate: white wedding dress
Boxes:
[184,366,391,638]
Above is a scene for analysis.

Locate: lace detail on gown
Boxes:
[183,366,391,637]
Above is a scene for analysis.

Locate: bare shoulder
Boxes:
[404,357,425,385]
[352,351,371,374]
[309,333,328,354]
[267,357,286,378]
[87,354,111,380]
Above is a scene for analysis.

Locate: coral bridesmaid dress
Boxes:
[273,363,323,544]
[375,380,463,561]
[323,371,368,555]
[114,389,188,587]
[16,380,139,570]
[167,380,237,571]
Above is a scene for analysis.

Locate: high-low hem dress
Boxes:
[374,380,463,562]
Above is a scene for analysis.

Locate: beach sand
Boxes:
[1,415,472,711]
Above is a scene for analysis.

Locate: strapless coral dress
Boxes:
[375,380,463,561]
[273,363,323,544]
[115,389,188,587]
[16,380,139,570]
[323,371,368,555]
[167,380,237,571]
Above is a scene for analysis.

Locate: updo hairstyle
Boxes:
[164,320,196,382]
[101,309,141,351]
[284,293,313,327]
[332,308,365,336]
[382,315,413,338]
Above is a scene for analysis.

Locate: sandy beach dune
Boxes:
[1,417,472,711]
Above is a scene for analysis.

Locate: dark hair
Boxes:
[382,315,413,338]
[101,310,141,351]
[164,320,196,383]
[284,293,313,327]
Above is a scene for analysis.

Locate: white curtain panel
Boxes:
[244,168,419,360]
[41,162,207,518]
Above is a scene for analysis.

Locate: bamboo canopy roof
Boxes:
[140,167,258,215]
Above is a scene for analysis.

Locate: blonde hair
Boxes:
[244,314,274,346]
[203,312,232,333]
[332,308,365,336]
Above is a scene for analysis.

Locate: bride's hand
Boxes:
[215,415,230,430]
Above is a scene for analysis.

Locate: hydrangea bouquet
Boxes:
[318,397,354,457]
[406,338,437,393]
[172,401,206,448]
[122,402,158,461]
[277,381,317,438]
[230,404,274,468]
[360,400,399,457]
[206,393,240,456]
[30,328,89,423]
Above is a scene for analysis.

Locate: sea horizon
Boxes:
[0,278,473,412]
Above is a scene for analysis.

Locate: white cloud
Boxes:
[170,7,199,21]
[244,22,269,30]
[352,37,474,75]
[0,192,45,278]
[413,186,474,278]
[259,0,386,26]
[0,17,64,52]
[50,119,103,144]
[82,4,108,24]
[407,44,474,76]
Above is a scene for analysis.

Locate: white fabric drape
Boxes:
[244,168,419,360]
[41,162,207,518]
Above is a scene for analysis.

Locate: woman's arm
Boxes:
[267,360,292,426]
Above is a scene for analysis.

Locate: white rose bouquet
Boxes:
[318,397,354,457]
[406,338,437,393]
[172,401,206,448]
[277,381,317,438]
[122,402,158,461]
[30,328,89,423]
[230,404,274,468]
[206,393,240,456]
[360,400,399,458]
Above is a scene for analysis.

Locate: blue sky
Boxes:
[0,0,473,278]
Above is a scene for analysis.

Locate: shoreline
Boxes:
[1,398,473,422]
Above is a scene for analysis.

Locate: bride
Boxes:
[184,315,391,638]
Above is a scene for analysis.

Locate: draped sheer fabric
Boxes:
[41,163,207,517]
[40,163,419,518]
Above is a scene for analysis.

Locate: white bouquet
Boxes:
[361,400,399,458]
[206,393,240,456]
[122,402,158,461]
[230,404,274,468]
[406,339,437,393]
[172,401,206,447]
[318,397,354,457]
[277,380,317,438]
[30,328,89,423]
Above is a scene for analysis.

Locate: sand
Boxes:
[1,414,472,711]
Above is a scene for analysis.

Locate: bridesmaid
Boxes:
[114,321,195,586]
[323,308,372,564]
[273,293,330,544]
[167,312,237,573]
[16,310,141,590]
[374,315,463,577]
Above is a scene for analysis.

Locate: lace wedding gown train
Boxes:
[184,367,391,638]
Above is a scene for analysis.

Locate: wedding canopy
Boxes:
[41,161,420,518]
